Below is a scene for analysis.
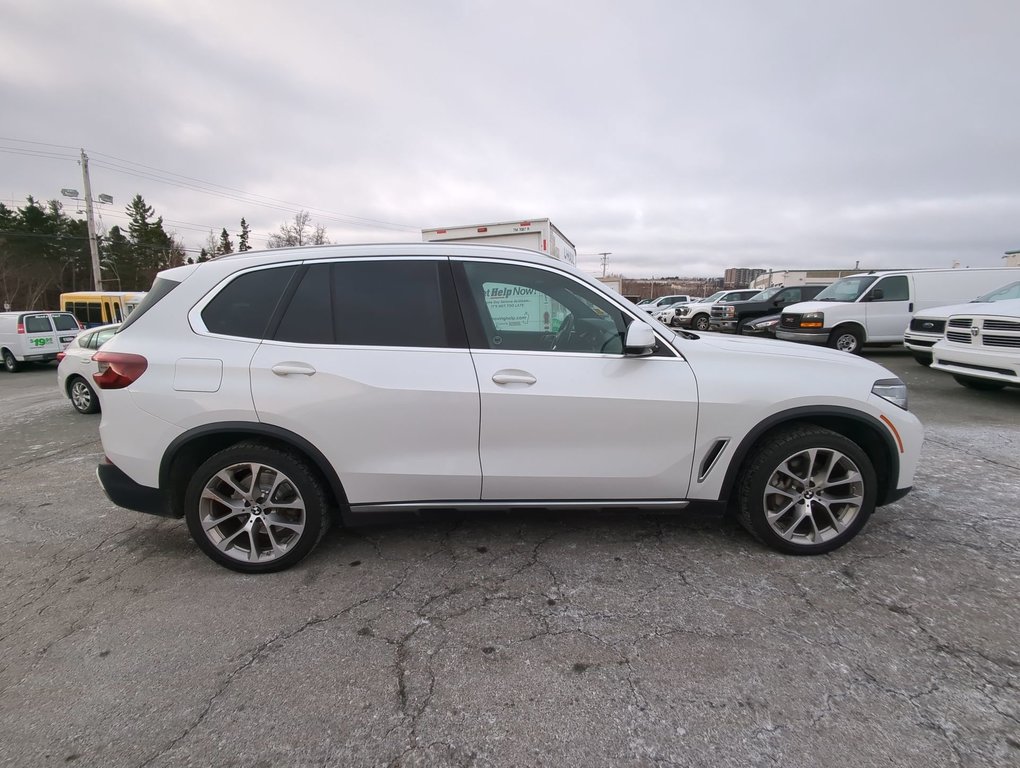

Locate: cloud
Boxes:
[2,0,1018,276]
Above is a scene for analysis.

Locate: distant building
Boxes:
[749,268,867,290]
[1005,250,1020,268]
[723,268,766,288]
[620,276,723,301]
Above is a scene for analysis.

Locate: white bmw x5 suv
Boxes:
[94,243,922,572]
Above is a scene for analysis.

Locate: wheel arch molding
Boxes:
[718,406,901,507]
[159,422,351,520]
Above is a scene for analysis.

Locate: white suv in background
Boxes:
[94,244,922,572]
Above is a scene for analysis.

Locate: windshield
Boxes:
[975,280,1020,302]
[813,275,879,302]
[701,291,726,302]
[747,286,783,302]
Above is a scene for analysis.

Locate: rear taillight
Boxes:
[92,351,148,389]
[16,323,24,334]
[56,352,66,362]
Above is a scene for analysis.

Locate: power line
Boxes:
[1,137,422,234]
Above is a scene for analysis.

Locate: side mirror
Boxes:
[624,322,656,355]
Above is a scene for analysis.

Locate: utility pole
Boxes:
[597,252,612,277]
[80,149,104,291]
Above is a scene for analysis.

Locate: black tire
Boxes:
[735,318,748,335]
[68,376,100,414]
[3,350,21,373]
[184,442,332,573]
[827,326,863,354]
[952,375,1006,392]
[912,353,933,367]
[693,314,711,332]
[736,424,877,555]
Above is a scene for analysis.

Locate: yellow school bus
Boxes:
[60,291,147,327]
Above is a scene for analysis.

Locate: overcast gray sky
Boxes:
[2,0,1018,277]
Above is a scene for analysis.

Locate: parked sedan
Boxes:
[56,323,119,413]
[744,313,782,338]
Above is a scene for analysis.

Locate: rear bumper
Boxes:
[97,458,175,517]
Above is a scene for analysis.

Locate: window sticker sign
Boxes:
[483,283,566,332]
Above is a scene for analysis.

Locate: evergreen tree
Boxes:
[238,218,251,252]
[217,228,234,255]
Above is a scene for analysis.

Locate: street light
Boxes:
[62,151,113,290]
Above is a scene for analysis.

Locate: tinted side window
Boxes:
[25,316,52,333]
[275,264,333,344]
[203,266,298,338]
[873,275,910,302]
[53,314,81,331]
[78,332,96,349]
[333,261,449,348]
[778,288,802,302]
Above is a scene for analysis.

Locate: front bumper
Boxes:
[97,458,174,517]
[903,332,938,353]
[931,346,1020,385]
[775,329,829,345]
[709,319,737,332]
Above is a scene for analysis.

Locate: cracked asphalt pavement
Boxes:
[1,350,1017,767]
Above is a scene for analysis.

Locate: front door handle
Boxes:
[492,369,537,385]
[271,362,317,376]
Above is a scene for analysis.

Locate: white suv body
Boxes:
[94,244,922,572]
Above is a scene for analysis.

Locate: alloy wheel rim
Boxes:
[71,381,92,410]
[198,462,306,563]
[762,447,864,545]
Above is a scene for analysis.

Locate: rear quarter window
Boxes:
[202,266,299,338]
[118,277,182,332]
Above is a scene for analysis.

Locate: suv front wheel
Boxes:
[737,425,877,555]
[184,443,331,573]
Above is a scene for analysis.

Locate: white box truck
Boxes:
[422,218,576,266]
[775,267,1020,354]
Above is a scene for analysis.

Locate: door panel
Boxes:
[472,350,698,500]
[453,258,699,501]
[249,258,481,506]
[865,275,912,341]
[251,344,481,505]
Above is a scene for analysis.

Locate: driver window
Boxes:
[460,261,629,354]
[872,275,909,302]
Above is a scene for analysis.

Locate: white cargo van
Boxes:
[0,311,83,372]
[775,268,1020,353]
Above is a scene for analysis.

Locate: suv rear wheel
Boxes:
[737,425,876,555]
[184,443,331,573]
[3,350,20,373]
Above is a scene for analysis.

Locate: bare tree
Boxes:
[267,211,330,248]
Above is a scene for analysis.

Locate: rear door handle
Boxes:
[492,370,537,385]
[271,362,317,376]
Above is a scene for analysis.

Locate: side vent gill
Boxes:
[698,438,729,482]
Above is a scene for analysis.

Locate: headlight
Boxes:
[723,306,734,318]
[678,307,690,315]
[799,312,824,329]
[872,378,908,410]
